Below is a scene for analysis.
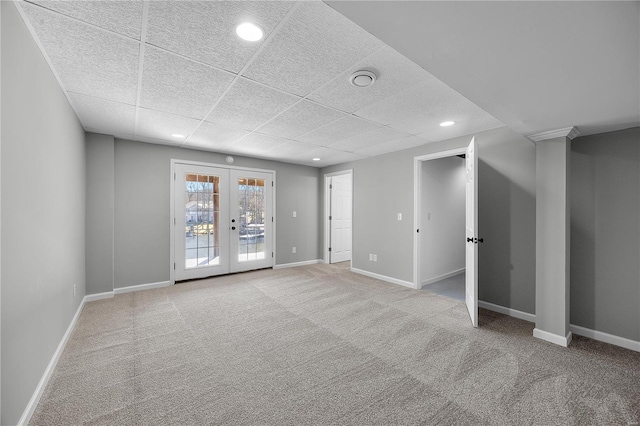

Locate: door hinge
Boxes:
[329,215,332,220]
[272,181,274,187]
[272,252,274,258]
[174,218,176,225]
[173,263,176,270]
[271,216,273,222]
[174,172,176,180]
[329,184,332,189]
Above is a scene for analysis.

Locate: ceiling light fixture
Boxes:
[171,133,185,138]
[350,70,376,88]
[312,158,321,161]
[439,121,455,127]
[236,22,263,42]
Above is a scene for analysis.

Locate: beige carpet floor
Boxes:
[30,263,640,425]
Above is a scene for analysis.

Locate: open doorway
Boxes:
[413,138,479,327]
[420,155,466,300]
[324,170,353,265]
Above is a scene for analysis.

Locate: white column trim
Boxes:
[533,328,573,347]
[529,126,581,142]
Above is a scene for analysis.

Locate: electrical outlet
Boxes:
[292,247,296,253]
[293,211,297,218]
[73,284,76,298]
[397,213,402,221]
[373,254,378,262]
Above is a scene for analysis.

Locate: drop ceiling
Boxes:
[27,2,638,169]
[16,0,507,167]
[328,1,640,138]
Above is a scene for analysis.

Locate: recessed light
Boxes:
[440,121,455,127]
[312,158,321,161]
[236,22,263,42]
[171,133,185,138]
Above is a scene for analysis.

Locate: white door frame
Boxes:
[324,169,353,264]
[413,148,467,290]
[170,159,276,285]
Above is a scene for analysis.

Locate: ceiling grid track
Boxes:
[224,29,389,155]
[181,1,303,148]
[133,1,150,137]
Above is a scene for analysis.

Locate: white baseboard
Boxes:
[84,291,114,302]
[478,301,639,352]
[569,324,640,352]
[533,328,572,347]
[478,300,536,323]
[351,267,416,289]
[421,267,465,288]
[18,297,86,426]
[114,280,170,294]
[273,259,323,270]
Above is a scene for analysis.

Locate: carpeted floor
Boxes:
[30,263,640,425]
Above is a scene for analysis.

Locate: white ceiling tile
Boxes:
[187,122,250,151]
[256,100,346,139]
[140,47,235,120]
[289,146,368,167]
[308,45,433,113]
[205,78,300,131]
[264,140,317,158]
[417,115,504,142]
[328,126,411,152]
[21,2,139,104]
[355,135,431,157]
[354,79,467,128]
[25,0,143,39]
[390,96,504,137]
[226,133,288,156]
[69,93,136,136]
[146,1,294,73]
[298,115,381,147]
[136,108,201,143]
[243,2,383,96]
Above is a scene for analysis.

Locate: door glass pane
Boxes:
[185,172,220,268]
[237,177,265,262]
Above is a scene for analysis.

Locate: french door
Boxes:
[173,162,273,281]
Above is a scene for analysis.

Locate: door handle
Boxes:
[231,226,236,230]
[231,219,236,223]
[474,238,484,244]
[466,238,473,242]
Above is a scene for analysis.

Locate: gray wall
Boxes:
[571,127,640,341]
[86,134,115,295]
[1,2,86,424]
[479,127,536,314]
[421,156,466,284]
[104,138,322,289]
[322,126,537,313]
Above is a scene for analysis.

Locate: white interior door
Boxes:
[174,164,229,281]
[229,170,273,273]
[465,137,479,327]
[174,164,273,281]
[330,174,352,263]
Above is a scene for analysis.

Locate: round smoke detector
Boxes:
[350,70,376,88]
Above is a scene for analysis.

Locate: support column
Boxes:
[530,127,580,347]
